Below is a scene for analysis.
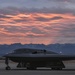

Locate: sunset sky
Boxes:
[0,0,75,44]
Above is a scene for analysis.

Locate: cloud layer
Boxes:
[0,0,75,44]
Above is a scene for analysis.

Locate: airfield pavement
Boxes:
[0,60,75,75]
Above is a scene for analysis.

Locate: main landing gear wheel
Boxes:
[51,68,62,70]
[26,63,37,70]
[26,66,37,70]
[5,66,11,70]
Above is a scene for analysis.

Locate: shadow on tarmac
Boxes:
[10,68,75,71]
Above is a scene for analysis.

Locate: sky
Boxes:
[0,0,75,44]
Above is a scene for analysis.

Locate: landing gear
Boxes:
[26,63,37,70]
[5,66,11,70]
[51,68,62,70]
[17,62,22,68]
[5,57,11,70]
[48,60,65,70]
[17,62,26,68]
[26,66,36,70]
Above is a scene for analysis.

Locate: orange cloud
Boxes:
[0,12,75,44]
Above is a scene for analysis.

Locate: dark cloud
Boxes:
[0,19,4,21]
[0,7,75,16]
[0,25,20,33]
[0,25,45,36]
[57,24,75,38]
[26,33,45,38]
[35,17,50,21]
[31,27,45,34]
[14,19,28,23]
[47,0,75,3]
[50,16,63,20]
[35,16,63,22]
[0,7,20,15]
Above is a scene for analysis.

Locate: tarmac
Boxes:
[0,60,75,75]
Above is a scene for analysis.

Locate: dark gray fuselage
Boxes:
[4,48,75,70]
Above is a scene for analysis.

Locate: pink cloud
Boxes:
[0,11,75,44]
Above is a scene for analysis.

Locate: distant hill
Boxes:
[0,43,75,56]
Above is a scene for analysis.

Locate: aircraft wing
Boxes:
[4,53,75,61]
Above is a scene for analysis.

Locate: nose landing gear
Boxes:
[5,66,11,70]
[5,57,11,70]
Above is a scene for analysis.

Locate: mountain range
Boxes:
[0,43,75,56]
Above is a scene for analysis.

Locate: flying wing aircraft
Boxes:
[3,48,75,70]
